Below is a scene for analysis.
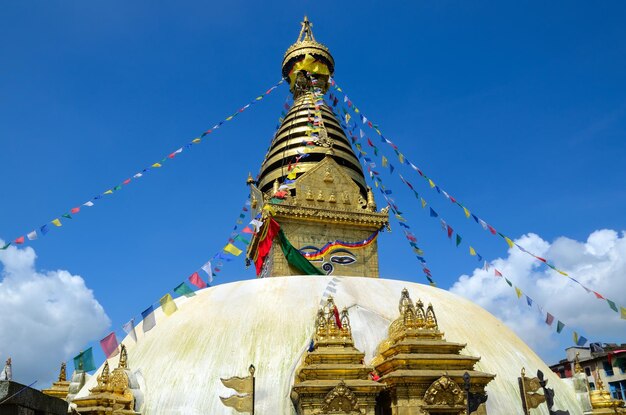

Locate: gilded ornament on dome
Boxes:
[423,375,465,406]
[318,381,363,415]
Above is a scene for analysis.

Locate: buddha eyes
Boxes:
[330,255,356,265]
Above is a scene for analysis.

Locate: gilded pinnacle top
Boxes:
[282,16,335,86]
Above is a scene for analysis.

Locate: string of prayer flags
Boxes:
[3,79,285,250]
[141,306,156,333]
[99,332,120,358]
[331,77,626,320]
[159,294,178,316]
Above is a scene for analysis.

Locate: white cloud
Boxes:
[450,230,626,363]
[0,240,110,386]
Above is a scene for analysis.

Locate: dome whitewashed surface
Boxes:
[75,276,581,414]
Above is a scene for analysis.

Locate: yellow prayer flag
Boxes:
[345,113,351,123]
[51,218,62,227]
[421,198,427,209]
[287,171,297,180]
[621,307,626,320]
[573,331,579,344]
[515,287,522,298]
[263,204,276,215]
[463,207,470,218]
[429,179,435,188]
[354,107,360,113]
[192,138,201,143]
[381,156,388,167]
[504,237,514,249]
[374,180,378,188]
[469,246,476,256]
[557,269,569,276]
[160,293,178,316]
[398,153,405,163]
[104,190,113,195]
[225,116,233,121]
[152,163,162,168]
[224,243,243,256]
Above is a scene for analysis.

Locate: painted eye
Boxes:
[330,255,356,265]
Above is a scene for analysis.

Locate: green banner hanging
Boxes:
[277,230,324,275]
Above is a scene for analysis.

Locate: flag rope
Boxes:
[329,77,625,321]
[1,79,285,251]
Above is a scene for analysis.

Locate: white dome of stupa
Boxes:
[74,276,581,415]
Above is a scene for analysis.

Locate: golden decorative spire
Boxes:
[118,344,128,369]
[97,361,110,388]
[59,362,67,382]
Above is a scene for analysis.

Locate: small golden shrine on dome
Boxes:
[42,362,71,401]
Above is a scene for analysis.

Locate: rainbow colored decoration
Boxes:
[300,230,379,260]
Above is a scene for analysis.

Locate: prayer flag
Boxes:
[526,296,533,307]
[505,278,512,287]
[242,226,254,234]
[201,261,213,283]
[593,291,604,299]
[421,198,427,208]
[455,234,462,247]
[556,321,565,333]
[429,208,438,218]
[83,201,94,207]
[160,293,178,316]
[254,218,281,275]
[71,207,80,214]
[27,231,37,241]
[469,246,476,256]
[1,243,10,250]
[515,287,522,298]
[99,332,119,358]
[189,272,207,289]
[122,319,137,342]
[224,243,243,256]
[14,236,24,245]
[73,347,96,372]
[141,306,156,333]
[577,335,588,347]
[152,163,162,168]
[607,300,618,312]
[235,235,250,245]
[104,190,113,194]
[447,225,453,239]
[546,313,554,326]
[40,225,49,235]
[62,213,72,219]
[463,207,470,218]
[429,179,435,188]
[620,307,626,320]
[494,269,503,277]
[504,237,514,249]
[573,331,578,344]
[192,138,201,143]
[174,282,195,297]
[52,219,62,227]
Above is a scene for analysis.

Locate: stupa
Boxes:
[72,17,586,415]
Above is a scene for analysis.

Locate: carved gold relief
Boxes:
[423,375,465,406]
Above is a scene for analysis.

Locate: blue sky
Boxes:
[1,1,626,384]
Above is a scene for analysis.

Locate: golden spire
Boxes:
[118,344,128,369]
[59,362,67,382]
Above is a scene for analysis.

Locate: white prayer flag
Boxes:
[201,261,213,283]
[27,231,37,241]
[122,318,138,342]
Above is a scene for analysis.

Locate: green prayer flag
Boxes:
[505,278,512,287]
[113,185,122,191]
[234,234,250,245]
[556,321,565,333]
[173,282,195,298]
[607,299,618,312]
[62,213,72,219]
[1,243,10,250]
[73,347,96,372]
[455,234,462,247]
[277,230,324,276]
[239,213,246,219]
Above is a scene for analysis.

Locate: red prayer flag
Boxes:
[254,218,281,275]
[14,236,25,245]
[99,332,119,358]
[70,207,80,214]
[333,305,342,329]
[122,179,131,185]
[487,225,497,235]
[242,227,254,234]
[593,291,605,299]
[447,225,453,239]
[494,269,503,277]
[545,313,554,326]
[536,256,547,263]
[189,272,207,289]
